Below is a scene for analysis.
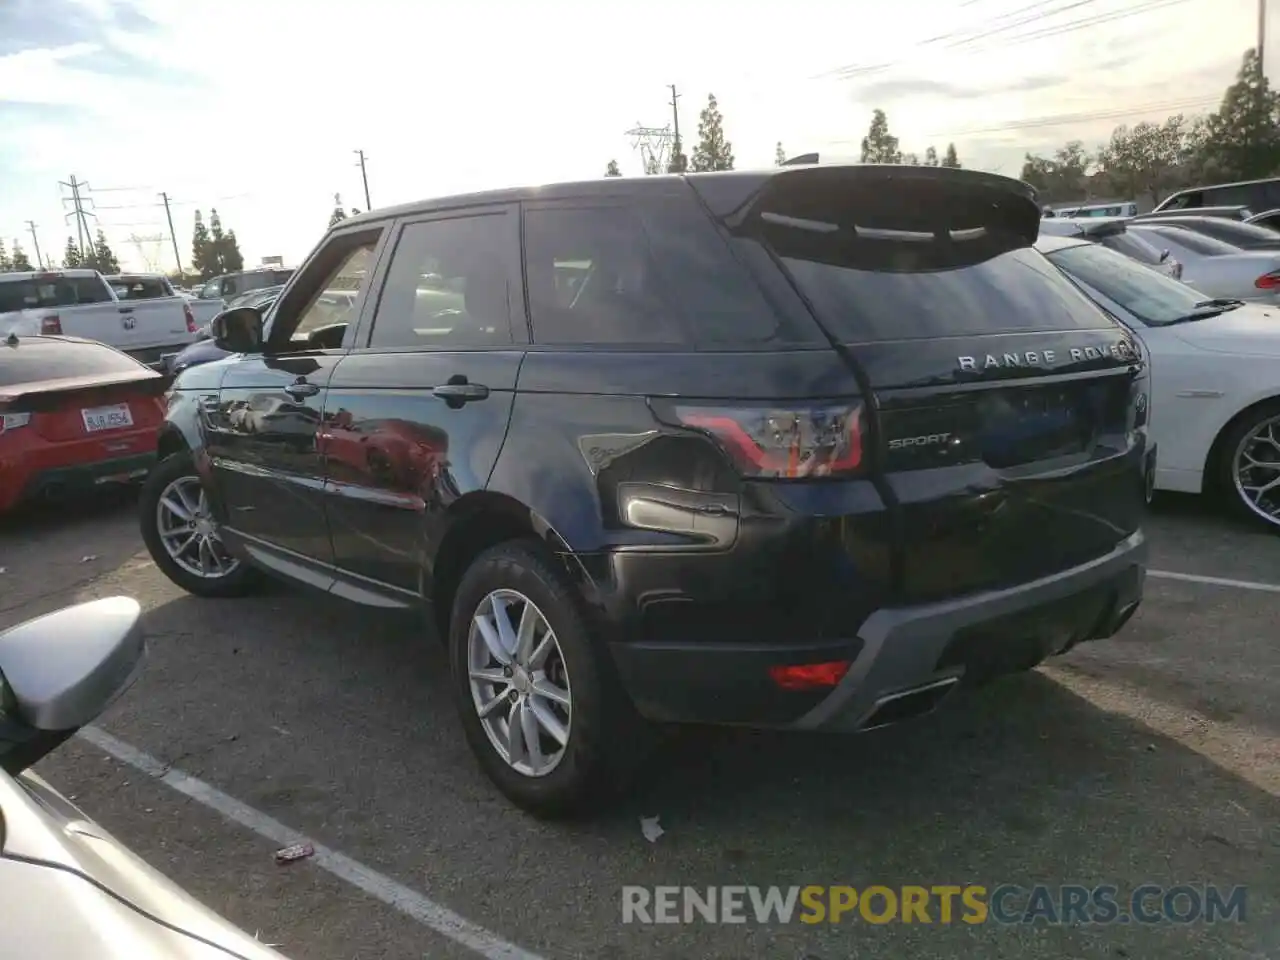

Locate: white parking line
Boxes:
[1148,569,1280,594]
[77,726,547,960]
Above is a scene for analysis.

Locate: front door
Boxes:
[320,206,525,596]
[206,227,388,573]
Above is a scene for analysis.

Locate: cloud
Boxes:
[0,0,157,55]
[851,73,1071,103]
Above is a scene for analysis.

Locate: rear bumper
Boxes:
[1,452,155,512]
[608,529,1146,730]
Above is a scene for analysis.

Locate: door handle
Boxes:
[284,378,320,399]
[117,306,134,314]
[432,382,490,404]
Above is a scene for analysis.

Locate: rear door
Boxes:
[717,166,1147,603]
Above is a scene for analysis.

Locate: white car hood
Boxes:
[1171,301,1280,356]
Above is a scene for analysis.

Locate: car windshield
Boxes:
[1047,242,1239,326]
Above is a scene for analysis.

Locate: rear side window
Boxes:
[768,231,1110,342]
[1193,219,1280,247]
[1098,231,1164,265]
[1139,227,1238,256]
[523,201,801,347]
[0,276,113,312]
[0,339,146,388]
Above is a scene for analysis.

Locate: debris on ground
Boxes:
[640,816,664,843]
[274,842,315,865]
[80,555,98,563]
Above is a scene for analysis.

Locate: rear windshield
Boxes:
[1097,230,1164,265]
[768,232,1111,342]
[0,338,147,388]
[1189,219,1280,247]
[0,276,113,313]
[1046,243,1206,327]
[110,277,172,300]
[1135,227,1239,257]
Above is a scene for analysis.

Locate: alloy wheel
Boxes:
[1233,416,1280,527]
[467,589,572,777]
[155,476,241,578]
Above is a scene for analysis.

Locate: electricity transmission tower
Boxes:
[128,233,167,272]
[624,123,674,175]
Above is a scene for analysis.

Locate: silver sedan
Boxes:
[1127,222,1280,303]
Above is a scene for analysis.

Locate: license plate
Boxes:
[82,403,133,433]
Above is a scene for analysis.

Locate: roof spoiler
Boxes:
[780,152,820,166]
[693,164,1042,248]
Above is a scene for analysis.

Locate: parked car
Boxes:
[0,334,168,512]
[0,596,289,958]
[1126,214,1280,250]
[1125,222,1280,303]
[195,269,294,304]
[1153,176,1280,215]
[1038,216,1182,278]
[223,284,286,312]
[1245,208,1280,231]
[1133,205,1254,223]
[140,165,1149,817]
[1039,232,1280,528]
[0,269,198,369]
[105,272,224,329]
[161,289,283,375]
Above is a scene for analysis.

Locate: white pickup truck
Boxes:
[0,269,198,368]
[105,272,225,330]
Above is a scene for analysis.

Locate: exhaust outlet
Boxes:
[858,676,960,731]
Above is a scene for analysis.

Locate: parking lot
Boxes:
[1,491,1277,960]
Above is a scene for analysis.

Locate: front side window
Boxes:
[1047,242,1212,327]
[367,214,514,350]
[267,234,380,351]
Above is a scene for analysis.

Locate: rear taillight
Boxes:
[769,660,851,691]
[1256,271,1280,290]
[183,303,197,333]
[666,402,864,478]
[0,413,32,434]
[40,315,61,335]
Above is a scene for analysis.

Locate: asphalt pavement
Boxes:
[1,490,1277,960]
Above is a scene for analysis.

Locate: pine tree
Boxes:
[63,237,83,269]
[9,241,32,271]
[88,229,120,274]
[860,109,901,164]
[605,159,622,177]
[690,94,735,172]
[925,146,939,167]
[221,229,244,273]
[941,143,961,168]
[775,142,787,166]
[192,211,215,279]
[0,239,10,272]
[1202,47,1280,180]
[329,193,348,228]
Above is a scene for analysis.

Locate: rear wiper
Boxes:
[1167,298,1246,324]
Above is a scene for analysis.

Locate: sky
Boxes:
[0,0,1265,273]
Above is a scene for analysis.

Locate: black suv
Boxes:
[140,164,1150,817]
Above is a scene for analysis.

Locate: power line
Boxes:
[925,94,1221,138]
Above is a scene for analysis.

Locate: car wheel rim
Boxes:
[1232,416,1280,526]
[467,588,572,778]
[155,476,241,579]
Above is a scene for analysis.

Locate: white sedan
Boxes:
[1037,233,1280,530]
[1125,222,1280,305]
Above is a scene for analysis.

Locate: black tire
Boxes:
[1216,400,1280,532]
[447,540,650,819]
[139,452,258,597]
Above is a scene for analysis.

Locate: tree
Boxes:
[667,150,687,173]
[329,193,348,228]
[690,93,735,172]
[221,229,245,273]
[86,229,119,274]
[63,237,83,269]
[0,240,10,272]
[903,152,920,165]
[1200,47,1280,181]
[643,153,664,175]
[1096,116,1187,204]
[9,241,31,271]
[941,143,961,168]
[192,211,215,280]
[605,159,622,177]
[924,146,939,167]
[775,142,787,166]
[860,109,901,164]
[1020,141,1091,204]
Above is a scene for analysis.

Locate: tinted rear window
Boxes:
[769,235,1110,342]
[1191,220,1280,247]
[1137,227,1239,256]
[0,339,147,388]
[0,276,112,312]
[110,277,172,299]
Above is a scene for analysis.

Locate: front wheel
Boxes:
[139,453,257,597]
[447,541,649,818]
[1219,400,1280,531]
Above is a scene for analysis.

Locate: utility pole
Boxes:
[354,149,371,209]
[1260,0,1268,77]
[24,221,44,269]
[668,85,684,173]
[159,192,184,279]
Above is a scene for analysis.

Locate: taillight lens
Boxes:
[1256,271,1280,289]
[183,303,197,333]
[40,315,61,335]
[667,401,864,478]
[0,413,32,434]
[769,660,851,691]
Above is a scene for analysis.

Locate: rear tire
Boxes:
[1216,400,1280,532]
[140,453,257,597]
[447,540,650,818]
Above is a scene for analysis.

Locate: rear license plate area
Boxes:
[82,403,133,433]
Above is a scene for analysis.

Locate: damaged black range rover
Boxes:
[140,163,1150,817]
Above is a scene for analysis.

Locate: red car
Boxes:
[0,334,168,513]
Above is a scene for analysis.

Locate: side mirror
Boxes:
[0,597,144,774]
[211,306,265,353]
